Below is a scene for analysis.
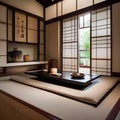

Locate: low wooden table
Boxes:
[25,71,100,89]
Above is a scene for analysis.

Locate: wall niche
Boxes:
[7,43,37,63]
[7,8,45,63]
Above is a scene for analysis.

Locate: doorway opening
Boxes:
[78,13,90,74]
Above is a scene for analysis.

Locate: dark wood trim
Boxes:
[43,6,46,61]
[26,14,28,43]
[106,0,120,4]
[43,2,45,20]
[0,67,6,74]
[38,0,63,8]
[44,19,46,61]
[13,9,15,42]
[45,1,120,25]
[60,20,63,72]
[105,98,120,120]
[77,15,79,72]
[90,10,92,74]
[76,0,77,11]
[111,72,120,77]
[110,5,113,76]
[6,7,9,63]
[0,90,61,120]
[0,21,7,24]
[0,39,7,41]
[37,18,40,61]
[7,41,38,45]
[90,58,111,60]
[92,35,111,38]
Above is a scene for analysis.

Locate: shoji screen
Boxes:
[0,5,7,65]
[62,16,78,72]
[91,6,111,75]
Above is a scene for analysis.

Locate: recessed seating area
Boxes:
[9,75,120,106]
[0,75,120,120]
[25,71,101,89]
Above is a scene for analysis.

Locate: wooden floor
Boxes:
[0,91,51,120]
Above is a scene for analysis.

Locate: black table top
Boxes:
[25,70,101,89]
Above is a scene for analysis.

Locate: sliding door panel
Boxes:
[62,16,78,72]
[91,6,111,75]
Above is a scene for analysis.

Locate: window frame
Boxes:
[62,6,111,76]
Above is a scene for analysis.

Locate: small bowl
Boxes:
[70,72,85,79]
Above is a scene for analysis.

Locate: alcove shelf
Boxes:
[0,61,48,67]
[7,8,45,63]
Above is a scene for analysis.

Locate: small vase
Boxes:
[23,55,30,62]
[8,48,22,62]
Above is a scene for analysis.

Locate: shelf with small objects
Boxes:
[7,42,38,63]
[7,8,45,64]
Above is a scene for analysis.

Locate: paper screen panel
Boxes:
[77,0,93,10]
[62,16,78,72]
[62,0,76,15]
[28,30,38,43]
[0,56,6,65]
[0,41,6,55]
[28,16,38,30]
[0,23,6,40]
[91,6,111,76]
[45,4,57,20]
[0,5,7,23]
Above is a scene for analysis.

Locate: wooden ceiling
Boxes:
[36,0,62,7]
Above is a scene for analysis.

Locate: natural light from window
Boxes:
[79,13,90,74]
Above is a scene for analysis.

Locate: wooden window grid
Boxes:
[0,5,7,65]
[62,16,78,72]
[91,6,111,76]
[62,6,111,75]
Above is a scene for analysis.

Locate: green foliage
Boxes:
[79,28,90,49]
[79,28,90,66]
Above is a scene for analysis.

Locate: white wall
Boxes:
[0,0,43,17]
[45,22,61,69]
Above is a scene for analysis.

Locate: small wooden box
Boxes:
[23,55,30,62]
